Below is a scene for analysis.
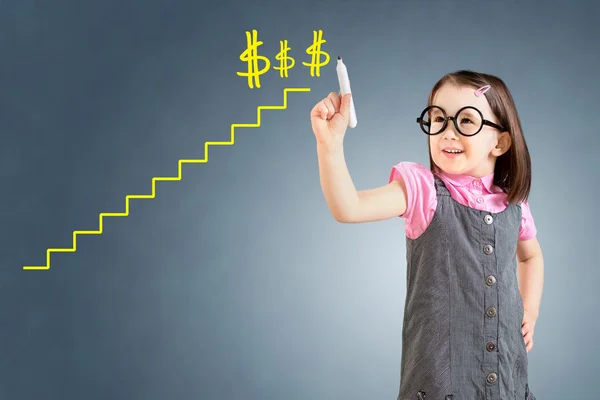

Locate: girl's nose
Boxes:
[441,123,459,139]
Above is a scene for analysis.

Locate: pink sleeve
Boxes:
[388,162,437,239]
[518,201,537,241]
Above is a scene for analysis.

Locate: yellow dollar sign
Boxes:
[274,40,295,78]
[302,30,330,77]
[237,30,271,89]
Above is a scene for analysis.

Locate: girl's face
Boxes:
[428,83,510,177]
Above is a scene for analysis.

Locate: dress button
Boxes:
[487,372,498,383]
[483,244,494,255]
[486,342,497,352]
[473,180,480,186]
[476,197,484,203]
[484,214,493,224]
[486,307,497,317]
[486,275,496,286]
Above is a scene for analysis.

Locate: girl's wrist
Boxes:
[316,138,344,154]
[523,308,539,323]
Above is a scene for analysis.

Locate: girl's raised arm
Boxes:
[311,92,408,223]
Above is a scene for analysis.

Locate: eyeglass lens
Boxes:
[421,106,483,136]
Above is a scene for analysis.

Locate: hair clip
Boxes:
[474,85,491,97]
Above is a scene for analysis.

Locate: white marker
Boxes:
[336,56,357,128]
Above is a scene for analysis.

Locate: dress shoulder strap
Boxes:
[433,175,450,196]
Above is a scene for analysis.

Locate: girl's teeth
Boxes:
[445,150,462,153]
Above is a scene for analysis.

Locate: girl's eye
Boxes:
[434,116,445,122]
[461,118,473,124]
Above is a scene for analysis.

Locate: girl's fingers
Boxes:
[312,102,327,120]
[322,98,335,119]
[522,326,534,352]
[315,100,328,120]
[327,91,341,111]
[525,338,534,352]
[321,102,329,119]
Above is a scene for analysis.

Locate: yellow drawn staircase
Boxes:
[23,87,311,270]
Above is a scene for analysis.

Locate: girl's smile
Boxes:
[442,146,464,158]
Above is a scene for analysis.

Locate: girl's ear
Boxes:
[492,131,511,156]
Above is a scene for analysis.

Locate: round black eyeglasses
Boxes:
[416,105,505,137]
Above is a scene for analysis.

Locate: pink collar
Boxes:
[438,170,498,193]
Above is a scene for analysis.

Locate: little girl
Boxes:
[310,70,544,400]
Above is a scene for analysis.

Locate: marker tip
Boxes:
[337,56,341,60]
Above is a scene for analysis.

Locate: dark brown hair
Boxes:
[426,70,531,204]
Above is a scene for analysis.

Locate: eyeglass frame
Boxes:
[416,105,505,137]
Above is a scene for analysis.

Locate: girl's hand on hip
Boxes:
[522,312,537,353]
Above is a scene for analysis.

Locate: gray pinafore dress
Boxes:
[397,177,535,400]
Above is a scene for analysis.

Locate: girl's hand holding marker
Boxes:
[310,56,356,148]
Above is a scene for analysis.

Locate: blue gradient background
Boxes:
[2,0,598,399]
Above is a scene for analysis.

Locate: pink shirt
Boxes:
[388,162,537,241]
